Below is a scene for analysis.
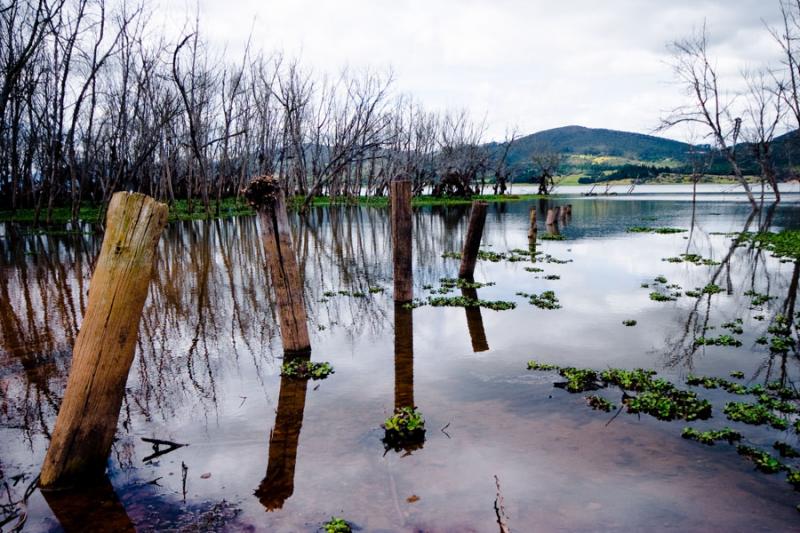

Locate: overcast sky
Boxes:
[157,0,786,141]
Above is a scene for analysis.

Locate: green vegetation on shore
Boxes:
[0,193,548,225]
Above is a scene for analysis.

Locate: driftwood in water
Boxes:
[40,192,168,490]
[458,200,488,280]
[391,179,413,302]
[244,176,310,354]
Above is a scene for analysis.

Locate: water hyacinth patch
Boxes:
[323,517,352,533]
[681,427,742,445]
[774,442,800,458]
[527,360,560,371]
[649,291,677,302]
[281,360,335,380]
[622,320,637,326]
[586,395,615,412]
[517,290,561,309]
[627,226,687,234]
[724,402,788,430]
[382,407,426,451]
[736,445,786,474]
[694,335,743,347]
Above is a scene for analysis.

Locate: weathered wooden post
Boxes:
[391,178,413,302]
[545,207,556,226]
[458,200,488,279]
[244,176,310,354]
[40,192,168,490]
[527,207,537,239]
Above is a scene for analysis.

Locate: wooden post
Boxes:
[244,176,310,354]
[545,208,556,225]
[40,192,168,490]
[458,200,488,279]
[391,178,413,302]
[527,207,537,239]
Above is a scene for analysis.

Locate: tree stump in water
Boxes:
[40,192,168,490]
[244,176,310,354]
[391,178,413,302]
[459,201,488,280]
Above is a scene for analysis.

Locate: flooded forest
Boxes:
[2,0,800,532]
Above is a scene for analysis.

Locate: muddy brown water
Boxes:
[1,195,800,531]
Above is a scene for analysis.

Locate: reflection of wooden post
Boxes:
[256,354,309,511]
[545,208,556,225]
[461,287,489,352]
[40,192,168,490]
[458,201,488,279]
[394,304,414,410]
[566,204,573,217]
[527,207,537,239]
[43,476,135,532]
[559,205,567,221]
[244,176,310,354]
[391,179,413,303]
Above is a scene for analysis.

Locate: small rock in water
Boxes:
[407,494,420,503]
[200,472,211,479]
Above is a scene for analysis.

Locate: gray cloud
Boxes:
[156,0,788,140]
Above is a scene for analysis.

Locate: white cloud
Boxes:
[153,0,787,141]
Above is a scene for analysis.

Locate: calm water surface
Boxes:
[1,191,799,531]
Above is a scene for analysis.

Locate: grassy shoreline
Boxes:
[0,193,550,225]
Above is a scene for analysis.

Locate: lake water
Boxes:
[1,189,799,531]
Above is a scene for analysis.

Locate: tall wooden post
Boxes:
[244,176,310,354]
[458,200,488,280]
[527,207,537,239]
[391,178,413,302]
[40,192,168,490]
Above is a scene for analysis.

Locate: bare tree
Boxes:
[662,25,759,209]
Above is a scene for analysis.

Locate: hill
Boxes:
[499,125,692,167]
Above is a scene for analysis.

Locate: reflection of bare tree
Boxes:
[255,354,309,511]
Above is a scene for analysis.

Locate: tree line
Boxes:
[0,0,516,223]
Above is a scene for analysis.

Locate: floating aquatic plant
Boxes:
[323,517,352,533]
[681,427,741,445]
[649,291,676,302]
[586,395,615,412]
[382,407,426,451]
[524,267,544,273]
[543,274,561,280]
[627,226,687,234]
[527,361,560,371]
[555,367,601,393]
[517,290,561,309]
[730,371,745,379]
[694,335,743,347]
[622,320,637,326]
[736,445,786,474]
[281,360,335,380]
[724,402,788,430]
[701,283,723,295]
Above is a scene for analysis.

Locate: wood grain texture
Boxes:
[40,192,168,489]
[391,179,413,302]
[458,201,488,280]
